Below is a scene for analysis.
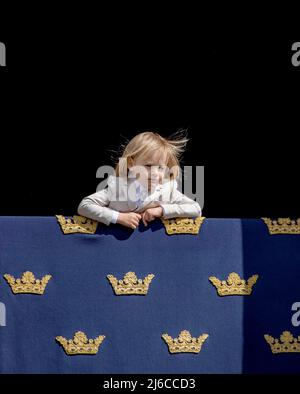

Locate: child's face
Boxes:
[129,150,169,190]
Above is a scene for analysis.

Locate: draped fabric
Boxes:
[0,217,299,373]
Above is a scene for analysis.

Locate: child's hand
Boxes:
[117,212,142,229]
[141,207,163,226]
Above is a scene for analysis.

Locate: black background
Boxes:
[0,12,299,219]
[0,9,299,387]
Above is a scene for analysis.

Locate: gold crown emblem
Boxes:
[264,331,300,354]
[209,272,259,296]
[162,330,209,354]
[161,216,205,235]
[107,271,155,295]
[262,218,300,235]
[56,215,98,234]
[3,271,52,295]
[56,331,106,355]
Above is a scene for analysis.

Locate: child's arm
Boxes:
[159,187,201,219]
[77,189,119,226]
[78,189,142,229]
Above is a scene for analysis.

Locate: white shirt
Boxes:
[78,175,201,226]
[110,180,156,223]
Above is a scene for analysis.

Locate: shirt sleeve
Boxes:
[110,210,119,224]
[77,188,120,226]
[158,183,202,219]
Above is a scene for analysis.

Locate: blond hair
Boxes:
[113,130,189,180]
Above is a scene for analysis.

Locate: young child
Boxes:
[77,131,201,229]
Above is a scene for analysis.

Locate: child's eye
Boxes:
[144,165,166,171]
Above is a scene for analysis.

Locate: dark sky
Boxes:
[0,19,299,217]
